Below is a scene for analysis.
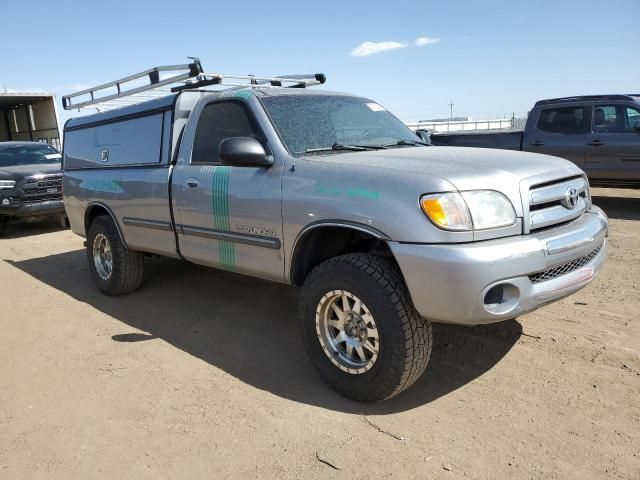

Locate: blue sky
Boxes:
[2,0,639,122]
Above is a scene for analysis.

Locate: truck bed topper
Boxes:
[62,57,326,112]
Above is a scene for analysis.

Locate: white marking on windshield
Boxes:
[366,103,386,112]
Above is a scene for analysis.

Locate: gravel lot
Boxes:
[0,187,638,479]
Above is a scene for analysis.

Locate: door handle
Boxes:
[186,177,199,188]
[588,140,607,146]
[529,140,545,146]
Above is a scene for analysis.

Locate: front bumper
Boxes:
[0,199,65,218]
[390,207,608,325]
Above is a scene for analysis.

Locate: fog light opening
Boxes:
[484,285,504,306]
[484,283,520,315]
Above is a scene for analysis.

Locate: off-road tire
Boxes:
[300,253,432,402]
[86,215,144,295]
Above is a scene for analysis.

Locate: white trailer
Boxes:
[0,91,62,150]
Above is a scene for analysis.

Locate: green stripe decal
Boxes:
[211,166,235,269]
[233,89,252,100]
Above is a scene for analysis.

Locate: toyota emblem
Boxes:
[564,187,579,209]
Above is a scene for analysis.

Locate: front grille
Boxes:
[528,243,603,284]
[21,174,63,198]
[23,197,62,204]
[527,176,588,231]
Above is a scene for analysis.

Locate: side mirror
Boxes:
[219,137,273,167]
[415,129,432,145]
[633,120,640,131]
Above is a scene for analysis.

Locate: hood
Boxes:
[315,146,583,215]
[0,163,62,181]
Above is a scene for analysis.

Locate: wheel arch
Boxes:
[84,202,128,248]
[289,221,393,286]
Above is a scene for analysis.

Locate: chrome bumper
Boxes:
[390,207,608,325]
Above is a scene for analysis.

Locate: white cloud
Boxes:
[351,41,408,57]
[415,36,441,47]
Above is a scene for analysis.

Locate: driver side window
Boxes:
[191,101,262,164]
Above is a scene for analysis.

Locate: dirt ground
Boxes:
[0,187,638,480]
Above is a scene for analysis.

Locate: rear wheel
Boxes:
[86,215,144,295]
[300,253,432,402]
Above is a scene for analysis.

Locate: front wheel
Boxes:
[86,215,144,295]
[299,253,432,402]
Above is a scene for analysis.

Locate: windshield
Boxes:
[0,143,61,168]
[261,95,421,154]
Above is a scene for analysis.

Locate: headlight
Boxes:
[460,190,516,229]
[420,190,516,231]
[0,180,16,190]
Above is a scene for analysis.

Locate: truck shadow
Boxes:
[6,251,521,414]
[0,217,66,239]
[591,195,640,221]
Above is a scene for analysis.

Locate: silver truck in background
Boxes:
[429,95,640,186]
[61,60,609,402]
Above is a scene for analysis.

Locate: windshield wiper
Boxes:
[305,142,384,154]
[378,139,430,148]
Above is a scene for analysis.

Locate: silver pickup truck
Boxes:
[62,63,608,401]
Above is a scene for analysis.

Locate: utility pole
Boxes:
[449,99,454,119]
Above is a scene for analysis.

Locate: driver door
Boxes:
[171,99,285,282]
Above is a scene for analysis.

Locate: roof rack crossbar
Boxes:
[170,72,326,93]
[203,73,326,85]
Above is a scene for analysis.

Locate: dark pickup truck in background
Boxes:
[430,94,640,185]
[0,142,65,234]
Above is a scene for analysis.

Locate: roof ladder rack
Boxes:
[62,58,204,110]
[62,58,327,111]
